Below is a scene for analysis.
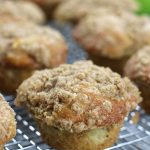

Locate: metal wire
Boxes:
[4,22,150,150]
[5,95,150,150]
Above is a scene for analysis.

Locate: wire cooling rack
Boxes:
[4,22,150,150]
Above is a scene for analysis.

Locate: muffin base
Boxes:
[135,80,150,114]
[37,120,122,150]
[0,67,33,94]
[89,54,129,75]
[39,5,56,19]
[0,145,4,150]
[0,45,67,94]
[34,1,60,19]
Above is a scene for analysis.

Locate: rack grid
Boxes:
[4,23,150,150]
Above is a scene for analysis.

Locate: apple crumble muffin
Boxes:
[15,61,142,150]
[0,19,67,93]
[73,12,150,74]
[124,46,150,113]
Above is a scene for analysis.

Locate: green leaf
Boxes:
[136,0,150,14]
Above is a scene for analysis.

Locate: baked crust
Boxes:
[88,54,129,74]
[0,94,16,145]
[15,61,142,133]
[37,120,123,150]
[0,19,67,92]
[0,0,45,24]
[54,0,138,22]
[0,68,34,93]
[135,80,150,114]
[0,145,4,150]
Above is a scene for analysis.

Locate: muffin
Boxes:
[15,61,142,150]
[54,0,138,22]
[0,19,67,93]
[124,46,150,114]
[0,94,16,150]
[0,0,45,24]
[73,12,150,74]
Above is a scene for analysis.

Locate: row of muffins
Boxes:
[0,0,150,111]
[0,0,150,150]
[2,0,149,69]
[1,0,149,91]
[0,0,139,22]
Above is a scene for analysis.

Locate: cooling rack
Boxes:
[4,22,150,150]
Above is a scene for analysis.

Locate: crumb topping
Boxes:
[15,61,142,133]
[0,0,45,24]
[0,20,67,68]
[55,0,138,21]
[125,46,150,82]
[0,94,16,145]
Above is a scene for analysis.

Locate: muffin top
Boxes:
[0,94,16,145]
[73,12,149,59]
[15,61,142,133]
[0,19,67,69]
[73,14,131,58]
[0,0,45,24]
[124,46,150,83]
[54,0,138,22]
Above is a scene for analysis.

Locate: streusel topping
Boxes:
[15,61,142,133]
[125,46,150,82]
[0,94,16,145]
[0,20,67,68]
[0,0,45,24]
[55,0,138,21]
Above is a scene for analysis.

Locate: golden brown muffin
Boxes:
[15,61,142,150]
[124,46,150,114]
[0,19,67,93]
[0,94,16,149]
[73,12,150,74]
[54,0,138,22]
[0,0,45,24]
